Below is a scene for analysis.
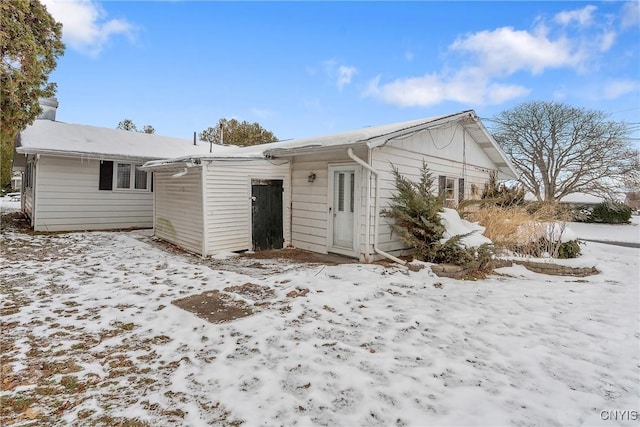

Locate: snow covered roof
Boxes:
[263,112,469,155]
[263,110,516,179]
[15,119,233,161]
[143,110,518,179]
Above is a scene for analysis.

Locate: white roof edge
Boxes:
[465,114,519,180]
[365,110,476,148]
[15,146,153,162]
[141,154,269,170]
[264,142,366,157]
[140,110,518,179]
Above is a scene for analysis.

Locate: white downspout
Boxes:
[200,163,208,258]
[363,148,373,262]
[347,148,407,266]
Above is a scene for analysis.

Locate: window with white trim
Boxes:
[438,175,458,207]
[99,161,151,192]
[117,163,132,189]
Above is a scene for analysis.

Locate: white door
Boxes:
[329,165,357,255]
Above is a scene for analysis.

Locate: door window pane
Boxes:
[337,173,345,212]
[349,172,355,213]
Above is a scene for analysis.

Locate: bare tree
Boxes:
[491,101,639,201]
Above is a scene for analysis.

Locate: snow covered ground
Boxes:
[1,197,639,426]
[568,216,640,245]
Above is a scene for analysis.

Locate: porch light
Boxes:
[308,172,316,183]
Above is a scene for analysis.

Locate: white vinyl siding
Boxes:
[372,124,496,255]
[31,156,154,232]
[22,157,36,223]
[289,150,368,256]
[203,159,290,256]
[153,167,203,255]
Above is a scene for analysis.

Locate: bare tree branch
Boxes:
[491,101,637,202]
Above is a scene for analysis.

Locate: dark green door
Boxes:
[251,179,284,251]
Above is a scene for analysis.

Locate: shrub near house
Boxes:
[588,201,632,224]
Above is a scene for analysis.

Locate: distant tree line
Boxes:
[199,118,277,147]
[117,119,155,134]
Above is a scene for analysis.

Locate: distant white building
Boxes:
[10,172,21,191]
[524,191,624,206]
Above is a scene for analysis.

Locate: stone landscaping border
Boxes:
[431,260,599,280]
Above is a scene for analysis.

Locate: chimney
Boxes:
[37,97,59,121]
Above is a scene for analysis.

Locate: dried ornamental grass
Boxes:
[469,204,575,257]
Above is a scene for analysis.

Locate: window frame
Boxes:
[438,175,458,208]
[99,161,151,192]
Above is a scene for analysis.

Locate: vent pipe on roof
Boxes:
[37,97,58,121]
[193,131,196,146]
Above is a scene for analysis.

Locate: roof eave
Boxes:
[15,147,157,162]
[265,141,367,158]
[366,110,476,148]
[460,116,519,180]
[141,154,270,170]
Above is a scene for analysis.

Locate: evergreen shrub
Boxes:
[589,202,632,224]
[382,162,496,269]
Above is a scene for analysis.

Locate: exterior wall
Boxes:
[153,166,204,255]
[22,155,36,222]
[372,125,496,254]
[289,148,369,256]
[203,159,291,256]
[31,155,154,232]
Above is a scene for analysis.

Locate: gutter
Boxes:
[15,147,156,163]
[347,148,407,266]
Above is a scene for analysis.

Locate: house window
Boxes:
[438,175,457,207]
[134,165,147,190]
[99,161,113,190]
[24,163,32,189]
[471,184,479,198]
[117,163,132,189]
[99,161,150,192]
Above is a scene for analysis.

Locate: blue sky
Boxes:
[43,1,639,145]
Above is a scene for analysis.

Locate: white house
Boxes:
[13,98,231,232]
[144,110,518,262]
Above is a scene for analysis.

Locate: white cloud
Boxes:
[365,6,625,109]
[250,107,276,119]
[42,0,136,56]
[598,30,617,52]
[553,87,567,101]
[336,65,357,90]
[365,68,530,107]
[621,1,640,30]
[451,26,584,76]
[554,5,597,27]
[322,60,357,90]
[601,79,639,100]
